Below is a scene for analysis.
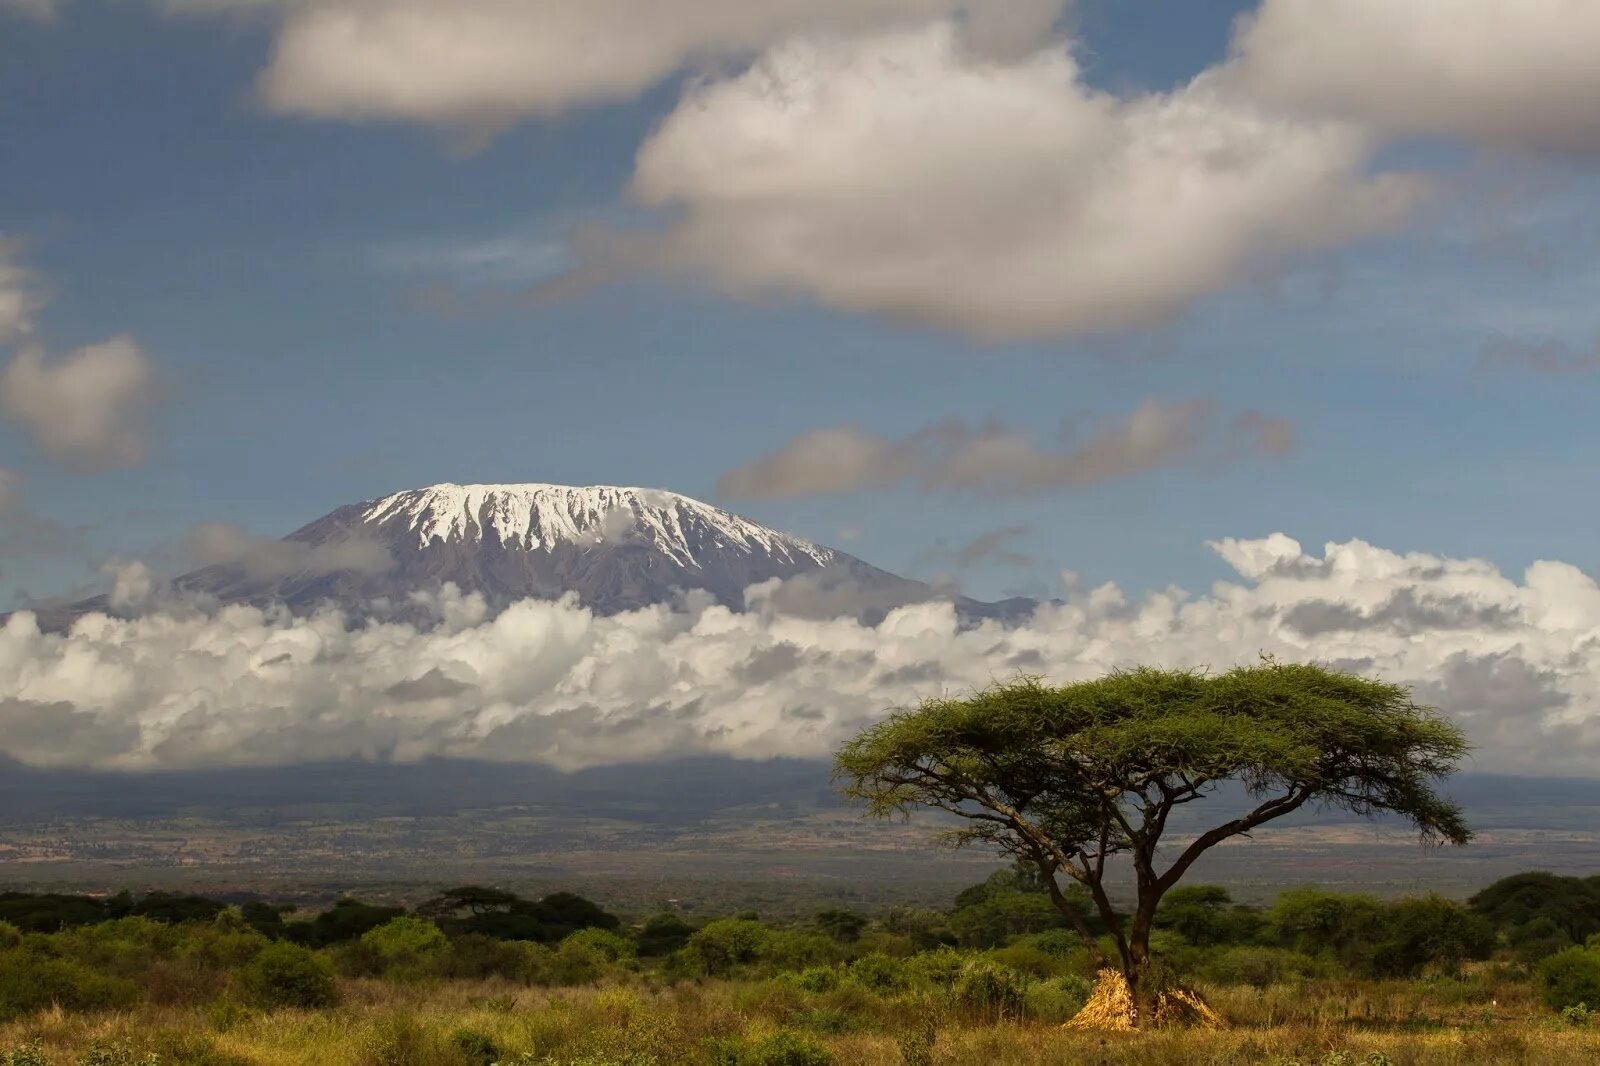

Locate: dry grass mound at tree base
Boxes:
[1063,968,1227,1032]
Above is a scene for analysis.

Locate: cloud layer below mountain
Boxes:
[2,533,1597,775]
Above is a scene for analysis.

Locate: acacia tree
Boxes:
[834,661,1471,1023]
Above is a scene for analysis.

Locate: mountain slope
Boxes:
[108,482,1031,624]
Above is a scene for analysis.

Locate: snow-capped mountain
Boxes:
[112,482,1033,624]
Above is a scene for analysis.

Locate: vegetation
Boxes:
[0,869,1597,1063]
[835,662,1472,1020]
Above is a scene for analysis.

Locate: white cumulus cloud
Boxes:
[164,0,1065,129]
[3,534,1599,775]
[718,400,1294,499]
[0,336,161,471]
[617,23,1421,340]
[1228,0,1600,156]
[0,237,46,343]
[0,0,56,21]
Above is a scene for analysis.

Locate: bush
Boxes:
[563,927,637,963]
[547,937,609,986]
[764,932,837,971]
[845,953,907,994]
[185,911,270,969]
[813,910,866,943]
[438,934,542,982]
[450,1027,500,1065]
[953,960,1028,1021]
[79,1039,160,1066]
[904,947,966,989]
[689,919,770,976]
[1201,946,1325,988]
[1509,917,1575,964]
[1024,973,1093,1022]
[1538,946,1600,1012]
[710,1031,832,1066]
[1375,896,1495,978]
[0,923,19,950]
[240,942,338,1009]
[283,898,404,947]
[793,966,840,994]
[359,916,448,978]
[1,1042,47,1066]
[1017,929,1080,958]
[984,942,1064,978]
[635,913,696,957]
[0,953,138,1020]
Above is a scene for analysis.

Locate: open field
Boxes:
[4,972,1600,1065]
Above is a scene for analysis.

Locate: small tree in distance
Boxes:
[834,660,1472,1026]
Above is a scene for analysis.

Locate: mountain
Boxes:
[50,483,1034,626]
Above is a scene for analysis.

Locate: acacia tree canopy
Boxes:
[834,660,1471,1017]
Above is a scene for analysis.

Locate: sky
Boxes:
[4,1,1600,774]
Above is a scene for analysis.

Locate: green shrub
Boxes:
[813,910,866,944]
[1561,1002,1594,1027]
[79,1039,160,1066]
[984,942,1063,978]
[953,960,1028,1021]
[793,966,840,994]
[904,947,965,989]
[183,911,270,969]
[793,1008,855,1034]
[689,919,770,976]
[709,1031,832,1066]
[1374,896,1495,978]
[450,1027,500,1065]
[0,953,138,1020]
[1023,973,1092,1021]
[563,927,636,963]
[764,932,836,972]
[547,937,609,986]
[240,942,338,1009]
[1018,929,1080,958]
[1538,947,1600,1012]
[1201,945,1324,988]
[1508,916,1574,964]
[2,1042,47,1066]
[845,953,906,994]
[0,923,19,950]
[635,913,696,958]
[438,934,542,982]
[359,916,448,978]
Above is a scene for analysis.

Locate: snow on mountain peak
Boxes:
[360,483,836,569]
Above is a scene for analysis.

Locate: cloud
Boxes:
[718,400,1292,499]
[1480,336,1600,375]
[165,0,1065,130]
[916,526,1036,572]
[612,22,1421,340]
[0,336,160,471]
[0,0,56,21]
[0,470,90,564]
[186,523,394,581]
[717,426,923,500]
[1227,0,1600,156]
[4,532,1600,774]
[0,237,46,343]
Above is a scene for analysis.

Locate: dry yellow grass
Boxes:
[2,974,1599,1065]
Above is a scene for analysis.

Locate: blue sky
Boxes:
[3,0,1599,612]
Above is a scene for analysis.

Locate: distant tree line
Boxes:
[4,867,1600,1030]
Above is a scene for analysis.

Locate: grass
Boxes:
[3,970,1599,1066]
